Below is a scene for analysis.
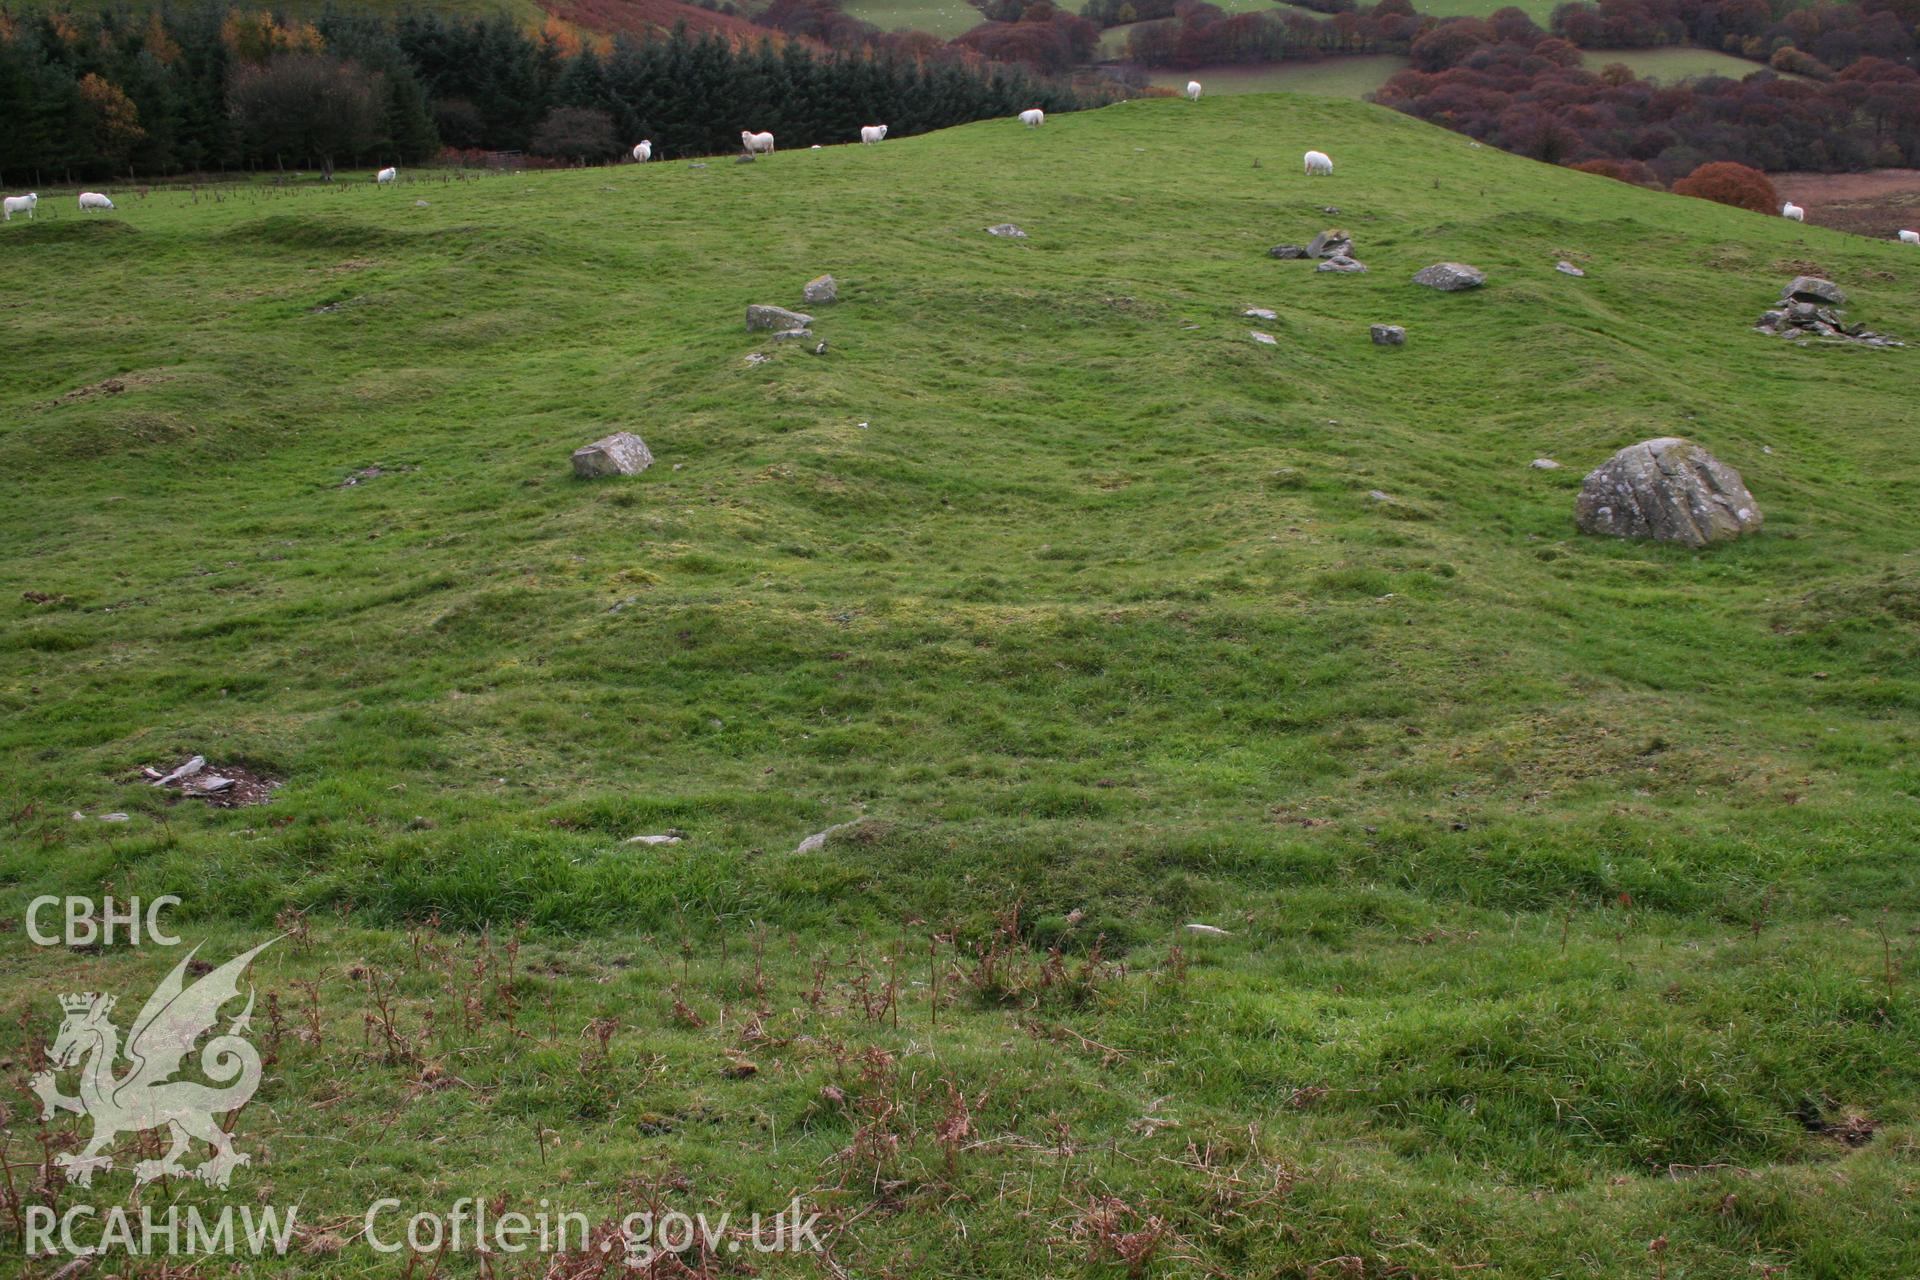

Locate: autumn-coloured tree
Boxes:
[220,10,326,65]
[1568,157,1660,187]
[1671,161,1779,214]
[78,73,146,174]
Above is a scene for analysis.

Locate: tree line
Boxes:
[1379,14,1920,179]
[0,6,1100,184]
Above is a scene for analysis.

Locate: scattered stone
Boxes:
[986,223,1027,238]
[413,200,430,208]
[1755,279,1902,346]
[1322,206,1341,215]
[689,163,708,169]
[99,813,131,823]
[72,811,85,821]
[1783,276,1845,306]
[571,431,654,478]
[1413,262,1486,291]
[1530,458,1561,470]
[1184,923,1230,936]
[1250,331,1278,345]
[1574,437,1762,547]
[770,327,814,342]
[145,757,280,807]
[796,820,861,853]
[1307,229,1353,259]
[1268,245,1310,259]
[803,274,838,305]
[1367,489,1395,503]
[1370,324,1406,345]
[1555,261,1585,277]
[744,352,770,365]
[1244,307,1277,320]
[1317,256,1367,273]
[153,756,206,787]
[625,833,685,845]
[812,341,828,356]
[747,304,812,332]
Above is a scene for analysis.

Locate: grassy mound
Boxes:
[2,96,1916,1276]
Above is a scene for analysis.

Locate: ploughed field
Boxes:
[2,96,1917,1277]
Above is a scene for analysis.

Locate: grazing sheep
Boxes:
[1900,229,1919,244]
[632,140,652,162]
[3,192,36,222]
[77,191,114,211]
[1186,80,1202,101]
[1019,108,1045,128]
[741,130,776,155]
[1304,149,1333,176]
[376,166,398,184]
[1782,201,1804,221]
[860,124,888,145]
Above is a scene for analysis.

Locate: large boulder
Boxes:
[1307,229,1353,259]
[1574,438,1762,547]
[572,431,654,478]
[803,274,838,305]
[1413,262,1486,291]
[1370,324,1405,345]
[1782,276,1845,306]
[748,304,812,332]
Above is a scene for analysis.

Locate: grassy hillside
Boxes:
[3,95,1918,1277]
[1141,56,1413,97]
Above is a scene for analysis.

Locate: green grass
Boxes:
[3,94,1918,1277]
[1140,55,1412,97]
[840,0,984,36]
[1580,45,1779,82]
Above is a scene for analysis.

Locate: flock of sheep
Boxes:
[1782,198,1916,241]
[4,191,115,220]
[8,97,1919,241]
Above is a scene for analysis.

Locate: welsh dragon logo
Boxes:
[30,938,276,1189]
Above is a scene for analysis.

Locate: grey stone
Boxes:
[986,223,1027,238]
[796,820,861,853]
[803,274,838,304]
[1307,229,1353,258]
[154,756,206,787]
[1370,324,1405,345]
[1250,331,1278,345]
[1268,245,1310,259]
[1574,437,1761,547]
[1555,261,1585,277]
[1413,262,1486,291]
[747,304,812,332]
[812,341,828,355]
[571,431,654,478]
[1317,256,1367,273]
[1782,276,1845,306]
[770,327,814,342]
[1530,458,1561,470]
[1244,307,1277,320]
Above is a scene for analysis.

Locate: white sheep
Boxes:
[3,192,36,222]
[1304,149,1333,176]
[1782,201,1804,221]
[377,167,397,184]
[1019,108,1045,128]
[1186,80,1202,101]
[77,192,114,212]
[860,124,888,145]
[1899,229,1919,244]
[632,140,652,162]
[741,130,775,155]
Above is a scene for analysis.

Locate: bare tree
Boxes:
[229,55,384,180]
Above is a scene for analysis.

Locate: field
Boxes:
[1580,45,1776,82]
[1141,56,1413,98]
[1774,168,1920,241]
[4,95,1919,1277]
[839,0,984,36]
